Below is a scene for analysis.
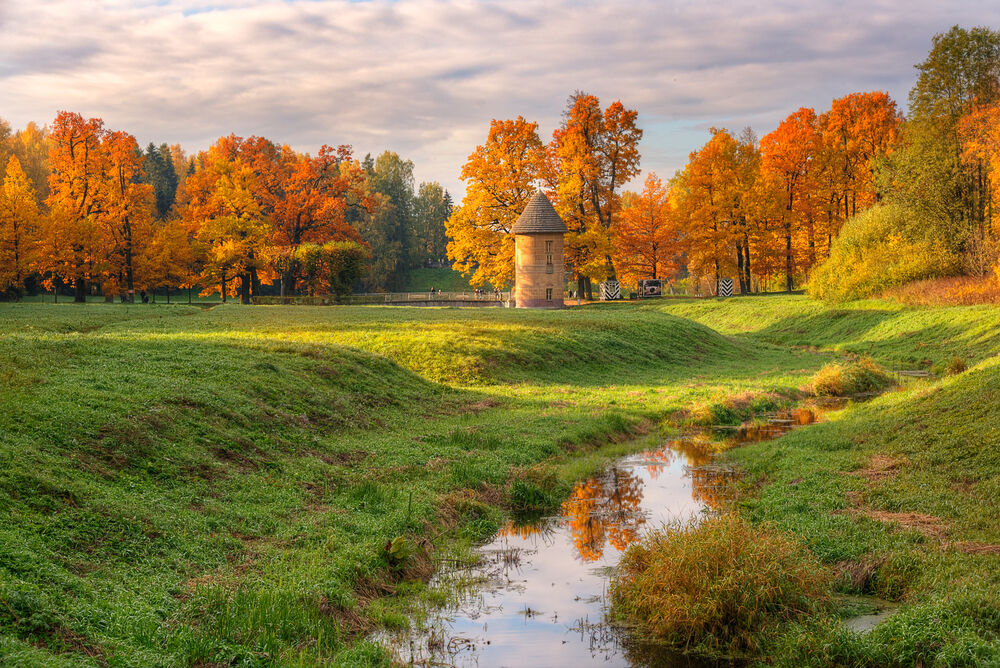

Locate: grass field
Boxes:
[397,267,479,292]
[1,296,998,666]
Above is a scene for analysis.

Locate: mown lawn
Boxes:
[1,296,998,666]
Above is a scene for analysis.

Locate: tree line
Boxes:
[0,113,452,302]
[448,26,1000,298]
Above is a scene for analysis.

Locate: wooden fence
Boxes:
[254,291,511,306]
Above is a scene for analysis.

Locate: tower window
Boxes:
[545,240,553,253]
[546,288,553,301]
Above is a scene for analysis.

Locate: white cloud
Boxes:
[2,0,999,195]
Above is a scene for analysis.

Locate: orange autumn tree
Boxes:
[958,101,1000,276]
[100,130,155,301]
[760,108,821,291]
[823,91,902,215]
[676,128,743,289]
[612,172,679,287]
[245,139,370,296]
[446,117,545,288]
[42,112,108,302]
[547,93,642,298]
[0,156,40,297]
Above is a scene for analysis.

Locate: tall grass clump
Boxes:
[610,515,832,655]
[811,357,894,397]
[808,203,962,303]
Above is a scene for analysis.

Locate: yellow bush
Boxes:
[808,203,962,303]
[811,357,895,397]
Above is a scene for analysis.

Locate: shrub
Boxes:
[808,203,962,303]
[610,514,832,654]
[690,391,785,426]
[946,356,968,375]
[811,357,894,397]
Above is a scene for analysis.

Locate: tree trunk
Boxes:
[249,266,261,301]
[735,243,746,294]
[124,224,135,303]
[785,230,794,293]
[74,277,86,303]
[577,275,586,301]
[240,273,251,305]
[743,234,752,294]
[585,276,593,301]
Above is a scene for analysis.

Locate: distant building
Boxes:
[512,192,568,309]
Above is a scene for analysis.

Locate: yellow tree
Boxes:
[612,172,679,287]
[446,117,545,288]
[0,156,39,297]
[189,159,271,302]
[138,221,195,300]
[11,122,50,204]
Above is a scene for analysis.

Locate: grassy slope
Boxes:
[660,296,1000,665]
[397,267,479,292]
[0,302,822,667]
[4,297,999,666]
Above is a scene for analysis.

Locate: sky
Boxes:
[3,0,1000,196]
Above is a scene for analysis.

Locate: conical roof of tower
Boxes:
[511,191,568,234]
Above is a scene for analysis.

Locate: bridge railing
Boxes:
[254,291,511,306]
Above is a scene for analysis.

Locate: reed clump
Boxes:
[610,514,832,655]
[811,356,894,397]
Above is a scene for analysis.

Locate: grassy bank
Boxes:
[0,301,821,666]
[604,295,1000,664]
[2,296,998,666]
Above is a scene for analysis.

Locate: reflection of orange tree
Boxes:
[641,448,674,480]
[671,439,715,468]
[562,468,646,562]
[498,522,547,541]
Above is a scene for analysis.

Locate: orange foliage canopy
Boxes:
[446,117,545,288]
[181,135,369,300]
[612,172,679,286]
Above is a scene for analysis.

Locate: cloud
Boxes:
[2,0,999,195]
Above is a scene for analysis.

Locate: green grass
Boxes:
[2,296,999,666]
[397,267,481,292]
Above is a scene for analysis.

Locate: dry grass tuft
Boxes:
[847,454,909,481]
[882,275,1000,306]
[610,514,832,654]
[811,357,894,397]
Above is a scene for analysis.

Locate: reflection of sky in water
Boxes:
[384,441,716,667]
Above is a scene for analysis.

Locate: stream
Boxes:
[376,409,821,667]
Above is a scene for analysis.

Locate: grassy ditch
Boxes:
[3,296,999,665]
[0,301,819,666]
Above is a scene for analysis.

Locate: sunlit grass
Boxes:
[2,296,1000,665]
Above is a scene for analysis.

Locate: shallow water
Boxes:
[378,410,819,667]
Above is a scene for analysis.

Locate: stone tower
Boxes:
[512,192,568,309]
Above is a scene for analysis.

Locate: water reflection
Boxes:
[564,467,646,561]
[378,410,820,667]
